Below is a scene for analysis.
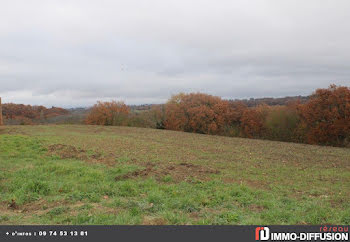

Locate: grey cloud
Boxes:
[0,0,349,107]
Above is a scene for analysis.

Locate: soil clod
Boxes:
[8,199,18,210]
[115,162,220,182]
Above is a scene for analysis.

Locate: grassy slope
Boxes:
[0,125,349,225]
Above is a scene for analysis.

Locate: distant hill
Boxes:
[230,95,310,107]
[129,104,154,112]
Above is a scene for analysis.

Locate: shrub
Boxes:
[85,101,129,126]
[264,106,300,142]
[240,105,270,138]
[297,85,350,146]
[164,93,235,135]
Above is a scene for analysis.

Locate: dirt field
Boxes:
[0,125,349,224]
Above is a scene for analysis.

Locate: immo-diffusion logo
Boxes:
[255,227,349,241]
[256,227,270,240]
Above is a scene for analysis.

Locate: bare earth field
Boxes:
[0,125,349,225]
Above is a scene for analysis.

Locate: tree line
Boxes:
[231,95,310,107]
[2,104,69,124]
[86,85,350,147]
[2,85,349,147]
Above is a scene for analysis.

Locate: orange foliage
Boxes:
[226,101,247,126]
[164,93,240,135]
[85,101,129,126]
[297,85,350,146]
[240,104,270,138]
[2,103,68,122]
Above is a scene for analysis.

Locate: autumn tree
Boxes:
[297,85,350,146]
[164,93,236,135]
[224,101,247,136]
[163,93,188,131]
[240,104,270,138]
[2,103,68,124]
[45,107,69,119]
[85,101,129,126]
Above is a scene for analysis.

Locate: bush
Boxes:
[85,101,129,126]
[264,106,300,142]
[240,105,270,138]
[164,93,235,135]
[297,85,350,146]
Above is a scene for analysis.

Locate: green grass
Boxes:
[0,125,349,225]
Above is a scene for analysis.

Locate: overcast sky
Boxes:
[0,0,349,107]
